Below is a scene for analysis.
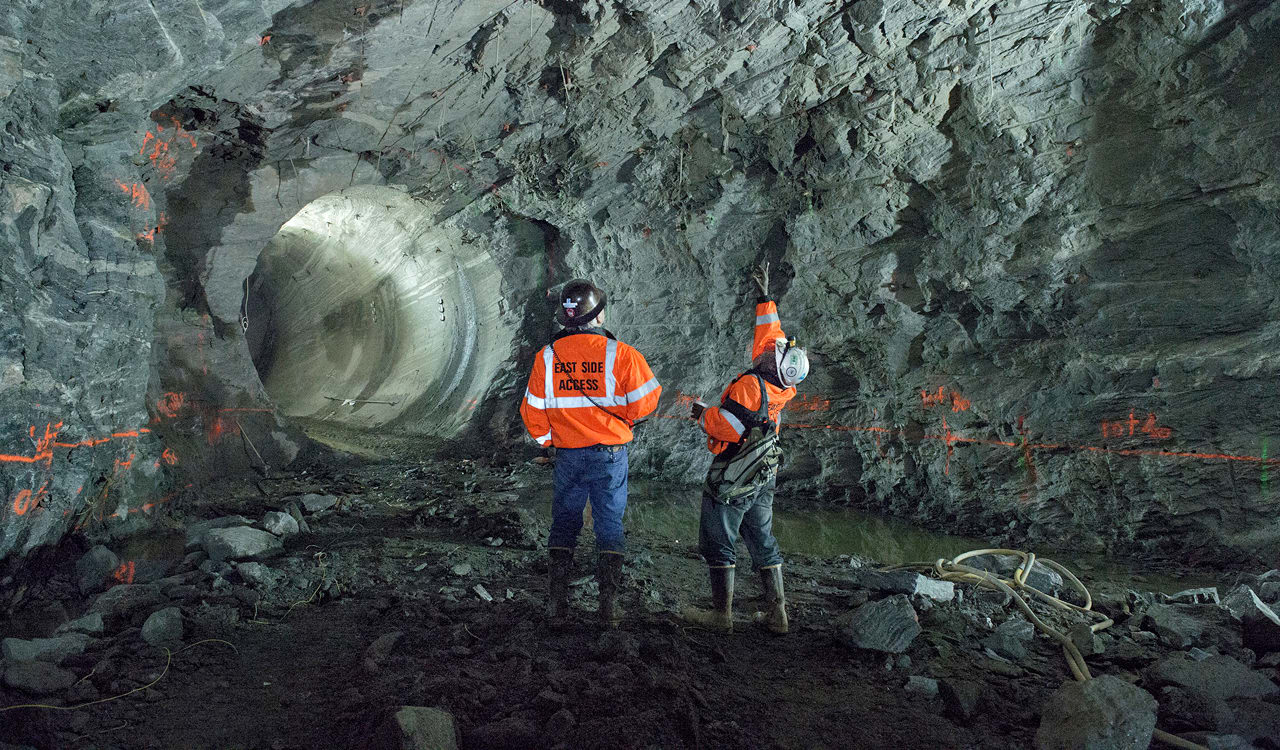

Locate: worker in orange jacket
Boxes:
[684,262,809,634]
[520,279,661,627]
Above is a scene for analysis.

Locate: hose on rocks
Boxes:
[885,549,1207,750]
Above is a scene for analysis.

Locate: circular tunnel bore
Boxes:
[245,186,512,435]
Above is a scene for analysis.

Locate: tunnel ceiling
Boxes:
[2,0,1280,565]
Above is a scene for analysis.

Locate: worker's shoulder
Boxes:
[612,337,652,360]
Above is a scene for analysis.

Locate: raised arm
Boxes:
[750,262,786,360]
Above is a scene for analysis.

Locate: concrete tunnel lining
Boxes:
[244,186,511,435]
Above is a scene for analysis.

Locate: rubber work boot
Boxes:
[548,548,573,622]
[753,564,789,634]
[682,566,735,633]
[597,552,625,628]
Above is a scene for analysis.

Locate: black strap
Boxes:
[720,373,775,434]
[553,327,616,342]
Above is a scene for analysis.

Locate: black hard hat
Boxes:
[557,279,606,327]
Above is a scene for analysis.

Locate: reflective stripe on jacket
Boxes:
[519,329,661,449]
[700,300,795,455]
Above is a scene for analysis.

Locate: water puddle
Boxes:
[528,480,1223,594]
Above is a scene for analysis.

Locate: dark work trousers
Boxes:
[549,445,629,554]
[698,472,782,569]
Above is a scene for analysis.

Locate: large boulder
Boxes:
[297,494,339,514]
[261,511,299,538]
[1221,585,1280,654]
[1142,603,1208,648]
[55,613,105,636]
[89,584,167,621]
[372,707,459,750]
[75,545,119,595]
[838,594,921,654]
[851,569,955,602]
[201,527,283,563]
[1035,676,1157,750]
[983,617,1036,661]
[963,554,1063,594]
[1144,654,1279,703]
[184,515,257,550]
[1,633,90,664]
[141,607,183,647]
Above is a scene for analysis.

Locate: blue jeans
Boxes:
[550,446,629,554]
[698,474,782,569]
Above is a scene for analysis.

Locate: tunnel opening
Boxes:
[244,186,512,437]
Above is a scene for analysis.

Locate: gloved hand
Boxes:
[752,261,770,298]
[690,401,706,421]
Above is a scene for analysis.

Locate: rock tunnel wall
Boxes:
[1,0,1278,566]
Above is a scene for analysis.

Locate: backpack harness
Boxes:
[704,372,784,501]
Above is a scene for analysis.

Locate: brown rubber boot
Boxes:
[753,564,789,634]
[548,547,573,622]
[682,566,735,633]
[597,552,625,628]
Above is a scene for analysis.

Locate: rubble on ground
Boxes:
[2,456,1278,749]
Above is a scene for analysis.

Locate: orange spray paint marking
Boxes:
[136,212,168,244]
[921,386,970,412]
[111,561,137,584]
[161,448,178,466]
[259,35,271,45]
[1100,410,1171,440]
[116,181,152,210]
[5,422,68,466]
[11,483,50,516]
[139,117,196,179]
[157,392,186,418]
[206,416,229,445]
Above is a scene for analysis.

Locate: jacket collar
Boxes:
[553,326,616,342]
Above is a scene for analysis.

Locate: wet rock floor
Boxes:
[2,441,1277,749]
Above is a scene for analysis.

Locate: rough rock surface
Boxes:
[141,607,183,646]
[1034,675,1157,750]
[1144,654,1279,703]
[201,527,284,563]
[0,634,90,664]
[853,569,955,602]
[55,613,104,636]
[74,545,120,595]
[2,0,1280,570]
[374,707,459,750]
[185,516,258,550]
[298,494,339,514]
[2,661,78,695]
[839,593,921,653]
[89,584,167,621]
[261,511,299,537]
[1221,584,1280,653]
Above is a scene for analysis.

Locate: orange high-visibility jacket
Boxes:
[699,300,796,455]
[520,329,662,449]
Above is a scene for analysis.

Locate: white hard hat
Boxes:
[775,338,809,388]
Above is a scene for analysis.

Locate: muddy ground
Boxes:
[0,430,1273,749]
